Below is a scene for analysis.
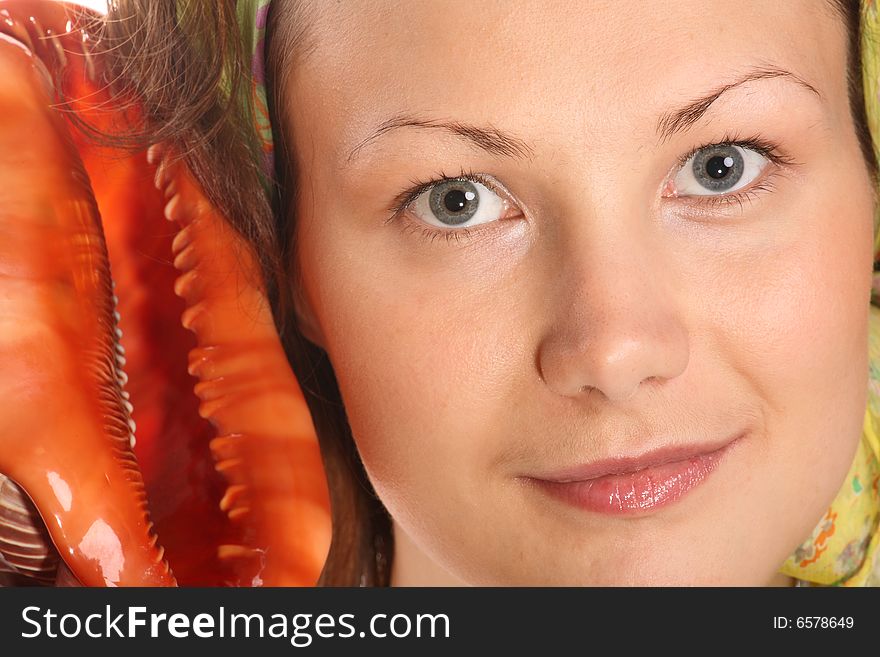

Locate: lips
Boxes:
[522,432,743,515]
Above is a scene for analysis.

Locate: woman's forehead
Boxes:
[286,0,848,168]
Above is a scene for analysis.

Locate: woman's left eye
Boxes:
[667,143,770,198]
[407,177,510,229]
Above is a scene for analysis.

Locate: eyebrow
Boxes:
[344,65,822,165]
[655,65,822,143]
[345,114,536,164]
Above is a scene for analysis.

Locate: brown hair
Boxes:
[83,0,877,587]
[833,0,880,186]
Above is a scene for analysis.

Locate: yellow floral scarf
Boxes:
[778,310,880,586]
[777,2,880,585]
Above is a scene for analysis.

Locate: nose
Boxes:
[537,222,690,403]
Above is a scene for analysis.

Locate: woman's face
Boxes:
[283,0,876,585]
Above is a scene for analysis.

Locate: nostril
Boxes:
[577,385,598,400]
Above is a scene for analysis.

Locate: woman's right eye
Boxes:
[408,177,512,229]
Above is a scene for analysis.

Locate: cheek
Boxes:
[295,217,527,521]
[705,163,874,521]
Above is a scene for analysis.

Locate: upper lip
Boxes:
[523,431,743,483]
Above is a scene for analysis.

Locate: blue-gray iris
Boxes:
[692,145,744,192]
[428,179,480,226]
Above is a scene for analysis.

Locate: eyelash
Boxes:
[385,132,797,244]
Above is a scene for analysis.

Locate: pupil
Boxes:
[706,155,731,179]
[444,189,467,212]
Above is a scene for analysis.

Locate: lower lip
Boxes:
[526,438,739,516]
